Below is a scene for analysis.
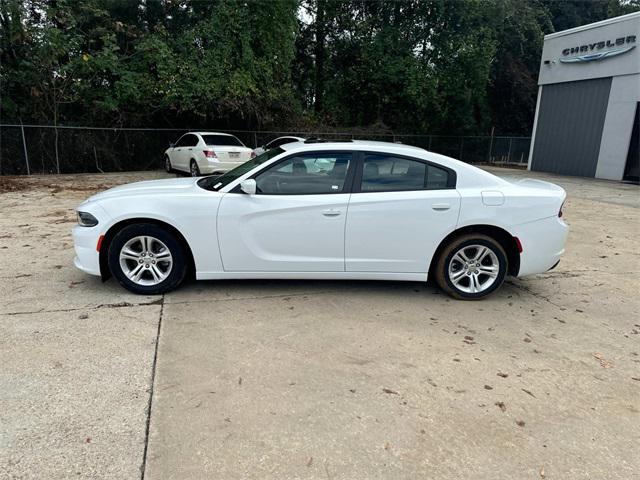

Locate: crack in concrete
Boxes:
[0,298,163,317]
[140,293,164,480]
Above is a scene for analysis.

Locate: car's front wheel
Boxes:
[435,234,507,300]
[108,223,188,295]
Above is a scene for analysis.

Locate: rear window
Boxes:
[202,135,244,147]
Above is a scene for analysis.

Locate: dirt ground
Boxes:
[0,167,638,480]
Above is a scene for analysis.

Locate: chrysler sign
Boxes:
[560,35,636,63]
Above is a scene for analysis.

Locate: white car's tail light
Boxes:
[250,151,257,159]
[203,150,217,159]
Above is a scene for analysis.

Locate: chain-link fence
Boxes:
[0,124,530,175]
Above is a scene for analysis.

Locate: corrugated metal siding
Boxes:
[531,77,612,177]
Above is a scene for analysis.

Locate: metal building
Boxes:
[528,12,640,182]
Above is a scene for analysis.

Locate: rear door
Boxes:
[345,152,460,273]
[173,134,198,170]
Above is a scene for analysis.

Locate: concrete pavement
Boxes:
[1,167,638,479]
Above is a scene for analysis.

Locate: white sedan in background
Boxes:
[74,140,568,300]
[164,131,254,176]
[253,136,305,156]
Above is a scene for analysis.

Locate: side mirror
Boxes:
[169,142,175,148]
[240,179,256,195]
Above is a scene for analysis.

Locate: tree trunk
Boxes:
[314,0,327,114]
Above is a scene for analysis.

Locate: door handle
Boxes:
[188,148,193,151]
[432,203,451,211]
[322,209,341,217]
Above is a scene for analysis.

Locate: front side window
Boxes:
[255,153,352,195]
[360,154,451,192]
[197,148,284,191]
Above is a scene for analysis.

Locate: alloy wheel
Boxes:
[119,235,173,286]
[447,244,500,294]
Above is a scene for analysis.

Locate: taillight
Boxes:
[250,151,257,159]
[559,201,565,218]
[203,150,217,159]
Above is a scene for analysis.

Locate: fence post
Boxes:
[507,137,513,163]
[253,131,258,148]
[428,135,432,150]
[20,121,30,175]
[459,137,464,161]
[487,126,494,163]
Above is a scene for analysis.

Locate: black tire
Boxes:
[434,234,507,300]
[108,223,188,295]
[190,159,200,177]
[164,155,172,173]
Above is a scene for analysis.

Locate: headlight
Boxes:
[77,211,99,227]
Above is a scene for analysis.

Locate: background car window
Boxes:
[361,154,450,191]
[255,153,351,194]
[265,138,283,149]
[202,135,244,147]
[175,135,189,147]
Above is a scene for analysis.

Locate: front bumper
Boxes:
[72,224,102,276]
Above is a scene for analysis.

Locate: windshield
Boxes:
[202,134,244,147]
[197,147,284,191]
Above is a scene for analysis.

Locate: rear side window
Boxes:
[360,154,451,192]
[176,134,199,147]
[255,153,352,195]
[202,135,244,147]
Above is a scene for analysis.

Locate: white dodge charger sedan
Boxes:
[164,131,254,176]
[74,140,568,300]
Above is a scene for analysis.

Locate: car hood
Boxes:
[85,177,199,203]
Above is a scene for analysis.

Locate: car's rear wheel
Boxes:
[165,155,172,173]
[435,234,507,300]
[190,159,200,177]
[108,223,188,295]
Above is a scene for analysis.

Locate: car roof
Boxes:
[189,132,237,136]
[280,139,425,153]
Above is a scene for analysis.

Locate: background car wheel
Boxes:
[435,234,507,300]
[165,155,172,173]
[190,159,200,177]
[108,223,188,295]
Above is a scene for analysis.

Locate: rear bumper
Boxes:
[513,216,568,276]
[200,160,248,174]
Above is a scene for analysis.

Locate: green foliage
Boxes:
[1,0,637,133]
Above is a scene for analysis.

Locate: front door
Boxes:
[217,151,354,272]
[345,153,460,273]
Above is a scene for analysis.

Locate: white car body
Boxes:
[253,136,305,156]
[164,131,253,175]
[74,141,567,293]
